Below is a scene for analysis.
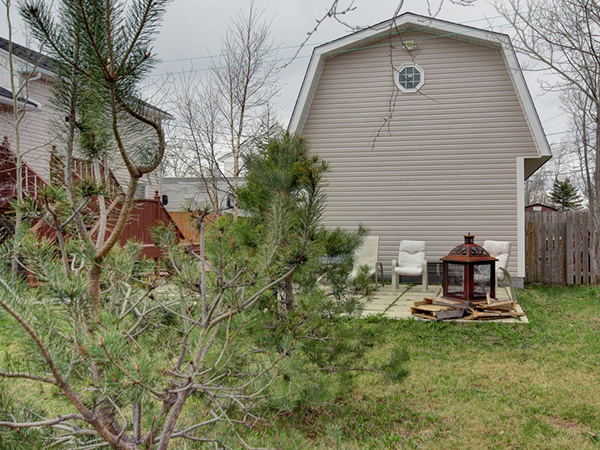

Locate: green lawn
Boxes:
[256,285,600,449]
[2,285,599,449]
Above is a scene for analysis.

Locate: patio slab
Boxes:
[361,284,529,324]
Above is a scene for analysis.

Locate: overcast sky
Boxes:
[149,0,566,144]
[0,0,568,145]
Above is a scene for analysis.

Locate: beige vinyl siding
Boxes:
[301,31,540,277]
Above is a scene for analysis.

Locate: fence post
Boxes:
[536,212,542,282]
[582,211,590,284]
[566,211,574,285]
[526,218,534,283]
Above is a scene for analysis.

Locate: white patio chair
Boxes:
[349,235,384,287]
[392,240,428,292]
[483,240,515,302]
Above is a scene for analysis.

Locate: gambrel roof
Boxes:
[289,12,551,177]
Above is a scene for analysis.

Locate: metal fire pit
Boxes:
[440,234,497,304]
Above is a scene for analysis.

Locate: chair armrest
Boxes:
[391,259,398,290]
[499,267,516,303]
[375,261,384,287]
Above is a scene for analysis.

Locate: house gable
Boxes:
[290,13,551,174]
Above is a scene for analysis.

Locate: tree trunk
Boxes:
[7,21,23,275]
[233,148,239,220]
[89,260,102,311]
[282,277,294,311]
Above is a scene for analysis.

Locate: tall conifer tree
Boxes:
[549,177,584,211]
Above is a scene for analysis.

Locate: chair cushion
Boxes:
[483,240,511,281]
[497,267,506,282]
[483,241,510,280]
[394,265,422,277]
[483,240,510,260]
[349,236,379,280]
[398,251,425,268]
[399,240,426,254]
[396,240,426,277]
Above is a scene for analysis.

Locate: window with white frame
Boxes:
[394,63,424,93]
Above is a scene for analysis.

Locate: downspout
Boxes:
[517,157,526,279]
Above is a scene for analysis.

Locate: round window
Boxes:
[394,63,425,93]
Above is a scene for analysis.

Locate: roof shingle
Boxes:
[0,37,54,71]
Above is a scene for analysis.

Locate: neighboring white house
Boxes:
[0,37,166,198]
[289,13,552,283]
[0,37,58,183]
[161,177,236,213]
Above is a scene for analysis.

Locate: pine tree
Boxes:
[549,177,584,211]
[0,130,408,449]
[21,0,170,309]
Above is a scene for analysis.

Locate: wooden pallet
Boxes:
[412,296,525,321]
[463,309,526,320]
[411,298,465,320]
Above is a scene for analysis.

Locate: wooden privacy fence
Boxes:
[167,211,202,243]
[525,210,596,284]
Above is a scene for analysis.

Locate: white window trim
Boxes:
[394,62,425,93]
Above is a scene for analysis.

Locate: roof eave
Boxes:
[0,44,55,77]
[0,38,173,119]
[0,92,40,110]
[499,38,552,160]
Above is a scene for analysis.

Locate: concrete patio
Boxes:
[361,284,529,323]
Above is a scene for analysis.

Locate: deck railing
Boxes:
[1,138,182,257]
[50,151,122,198]
[0,137,47,205]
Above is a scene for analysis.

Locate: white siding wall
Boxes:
[162,178,235,213]
[109,118,164,200]
[0,70,164,200]
[301,31,540,278]
[0,75,58,181]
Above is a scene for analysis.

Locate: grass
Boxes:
[2,285,600,449]
[249,284,600,449]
